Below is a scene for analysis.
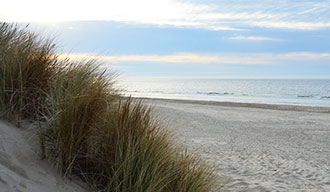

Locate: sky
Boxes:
[1,0,330,78]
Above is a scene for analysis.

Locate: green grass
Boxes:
[0,22,219,192]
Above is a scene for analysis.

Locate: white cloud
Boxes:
[0,0,239,31]
[2,0,330,31]
[229,35,282,41]
[251,21,330,30]
[59,53,273,65]
[59,52,330,66]
[198,11,284,21]
[283,52,330,60]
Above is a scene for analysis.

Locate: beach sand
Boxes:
[1,98,329,192]
[0,120,87,192]
[144,98,330,192]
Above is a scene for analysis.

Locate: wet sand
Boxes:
[144,98,330,192]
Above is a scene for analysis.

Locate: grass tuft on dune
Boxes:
[0,23,57,124]
[0,22,218,192]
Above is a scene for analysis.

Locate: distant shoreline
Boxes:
[131,97,330,113]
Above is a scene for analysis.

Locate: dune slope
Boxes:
[0,120,87,192]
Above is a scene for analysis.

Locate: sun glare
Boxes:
[0,0,200,23]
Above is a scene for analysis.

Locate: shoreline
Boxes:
[133,97,330,113]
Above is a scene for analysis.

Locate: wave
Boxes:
[297,95,313,98]
[197,91,234,96]
[297,95,330,99]
[151,91,165,93]
[207,92,220,95]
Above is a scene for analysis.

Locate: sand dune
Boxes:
[0,120,87,192]
[146,98,330,192]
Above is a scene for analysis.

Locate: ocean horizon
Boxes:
[119,78,330,107]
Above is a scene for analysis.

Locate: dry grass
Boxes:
[0,22,219,192]
[91,99,217,192]
[0,23,57,125]
[45,60,119,175]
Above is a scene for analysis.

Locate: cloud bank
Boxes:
[59,52,330,66]
[2,0,330,31]
[229,36,282,41]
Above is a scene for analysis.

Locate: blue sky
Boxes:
[1,0,330,78]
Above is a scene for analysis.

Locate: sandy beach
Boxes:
[1,97,330,192]
[0,120,87,192]
[144,98,330,192]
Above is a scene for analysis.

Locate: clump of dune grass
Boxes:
[0,23,57,125]
[44,63,216,191]
[45,60,119,175]
[88,98,217,192]
[0,22,219,192]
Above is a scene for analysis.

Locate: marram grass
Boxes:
[0,22,220,192]
[0,23,57,125]
[46,61,119,176]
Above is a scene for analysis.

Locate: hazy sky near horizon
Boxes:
[1,0,330,78]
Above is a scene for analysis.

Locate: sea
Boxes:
[118,78,330,107]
